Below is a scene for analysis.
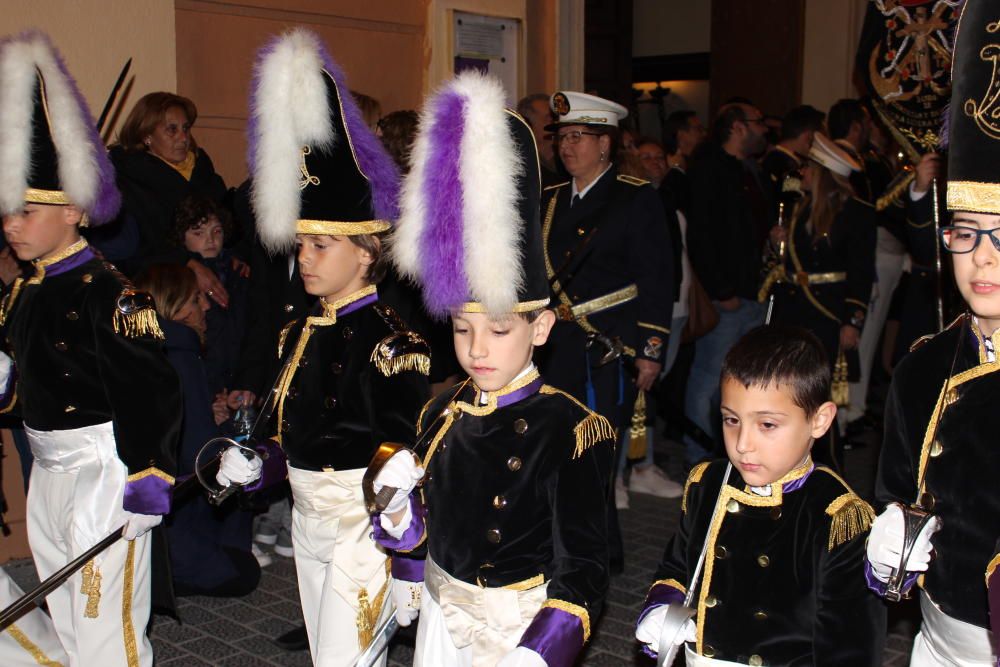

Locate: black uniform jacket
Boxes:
[414,369,614,659]
[772,197,877,359]
[876,314,1000,629]
[0,241,181,513]
[274,287,430,471]
[645,460,885,666]
[541,167,673,365]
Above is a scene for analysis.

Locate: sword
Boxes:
[96,57,132,137]
[354,611,400,667]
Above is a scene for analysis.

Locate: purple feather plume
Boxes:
[4,30,120,224]
[416,89,470,317]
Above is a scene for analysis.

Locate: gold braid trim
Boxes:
[986,553,1000,587]
[541,599,591,643]
[277,321,296,358]
[825,493,875,551]
[6,622,63,666]
[122,540,139,667]
[649,578,686,597]
[682,462,710,513]
[415,398,435,437]
[876,171,915,212]
[572,413,616,459]
[0,277,24,327]
[357,561,392,650]
[80,560,101,618]
[112,306,164,340]
[626,391,647,459]
[421,410,456,469]
[369,349,430,378]
[126,467,175,485]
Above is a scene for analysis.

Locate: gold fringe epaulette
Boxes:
[371,351,430,377]
[278,321,296,358]
[370,332,431,378]
[81,559,102,618]
[682,461,710,513]
[113,290,164,340]
[825,492,875,551]
[572,413,615,459]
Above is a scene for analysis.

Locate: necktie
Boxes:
[571,194,580,208]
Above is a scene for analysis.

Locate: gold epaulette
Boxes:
[825,492,875,551]
[617,174,649,186]
[277,320,296,358]
[370,331,431,378]
[573,412,615,459]
[544,181,570,191]
[909,313,967,353]
[113,290,164,340]
[682,461,710,513]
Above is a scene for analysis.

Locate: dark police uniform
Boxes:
[642,460,885,665]
[408,369,614,665]
[539,169,673,429]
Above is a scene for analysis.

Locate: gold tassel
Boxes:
[626,392,648,460]
[113,307,164,340]
[573,413,616,458]
[825,493,875,551]
[356,566,391,651]
[831,348,849,407]
[80,559,102,618]
[370,351,431,378]
[682,461,710,513]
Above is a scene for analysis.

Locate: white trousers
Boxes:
[27,463,152,667]
[683,645,743,666]
[287,466,390,667]
[910,592,997,666]
[0,566,68,667]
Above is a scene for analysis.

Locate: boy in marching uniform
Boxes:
[635,326,885,665]
[215,29,430,666]
[866,2,1000,663]
[370,72,615,667]
[0,32,181,666]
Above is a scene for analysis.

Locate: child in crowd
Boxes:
[371,72,615,667]
[636,325,885,665]
[0,31,181,665]
[214,29,429,666]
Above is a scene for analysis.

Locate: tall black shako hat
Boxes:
[393,72,549,319]
[947,0,1000,214]
[248,28,401,253]
[0,31,120,224]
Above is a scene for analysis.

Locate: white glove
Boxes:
[867,503,942,582]
[391,579,422,627]
[215,446,263,487]
[635,605,697,649]
[496,646,546,667]
[374,451,424,515]
[122,512,162,541]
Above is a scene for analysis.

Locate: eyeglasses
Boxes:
[939,225,1000,254]
[554,130,602,145]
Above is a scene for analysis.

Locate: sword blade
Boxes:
[355,612,399,667]
[96,57,132,135]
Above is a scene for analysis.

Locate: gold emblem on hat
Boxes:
[552,92,570,116]
[965,40,1000,141]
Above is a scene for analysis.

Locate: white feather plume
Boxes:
[250,28,336,254]
[0,33,100,216]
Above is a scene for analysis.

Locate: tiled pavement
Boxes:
[5,431,920,666]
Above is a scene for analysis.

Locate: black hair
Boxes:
[781,105,825,141]
[172,194,232,246]
[721,325,830,416]
[712,103,751,145]
[516,93,551,119]
[663,110,697,155]
[827,99,866,141]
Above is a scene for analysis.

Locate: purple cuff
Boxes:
[518,605,586,667]
[124,471,173,515]
[391,556,425,583]
[638,582,685,625]
[864,559,919,597]
[243,439,287,493]
[372,494,426,551]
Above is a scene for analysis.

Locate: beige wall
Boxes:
[0,1,177,142]
[801,0,866,115]
[633,0,712,58]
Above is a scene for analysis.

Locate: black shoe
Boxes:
[273,625,309,651]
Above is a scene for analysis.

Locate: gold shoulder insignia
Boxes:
[370,331,431,377]
[543,181,570,191]
[113,289,164,340]
[825,492,875,551]
[682,461,710,513]
[617,174,649,186]
[572,412,615,459]
[278,321,296,358]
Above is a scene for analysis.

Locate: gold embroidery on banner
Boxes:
[825,493,875,551]
[6,622,62,666]
[947,181,1000,214]
[295,219,391,236]
[541,599,591,643]
[122,540,139,667]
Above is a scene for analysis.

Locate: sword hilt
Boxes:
[885,504,933,602]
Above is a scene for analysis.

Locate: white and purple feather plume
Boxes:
[394,72,524,318]
[0,30,120,223]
